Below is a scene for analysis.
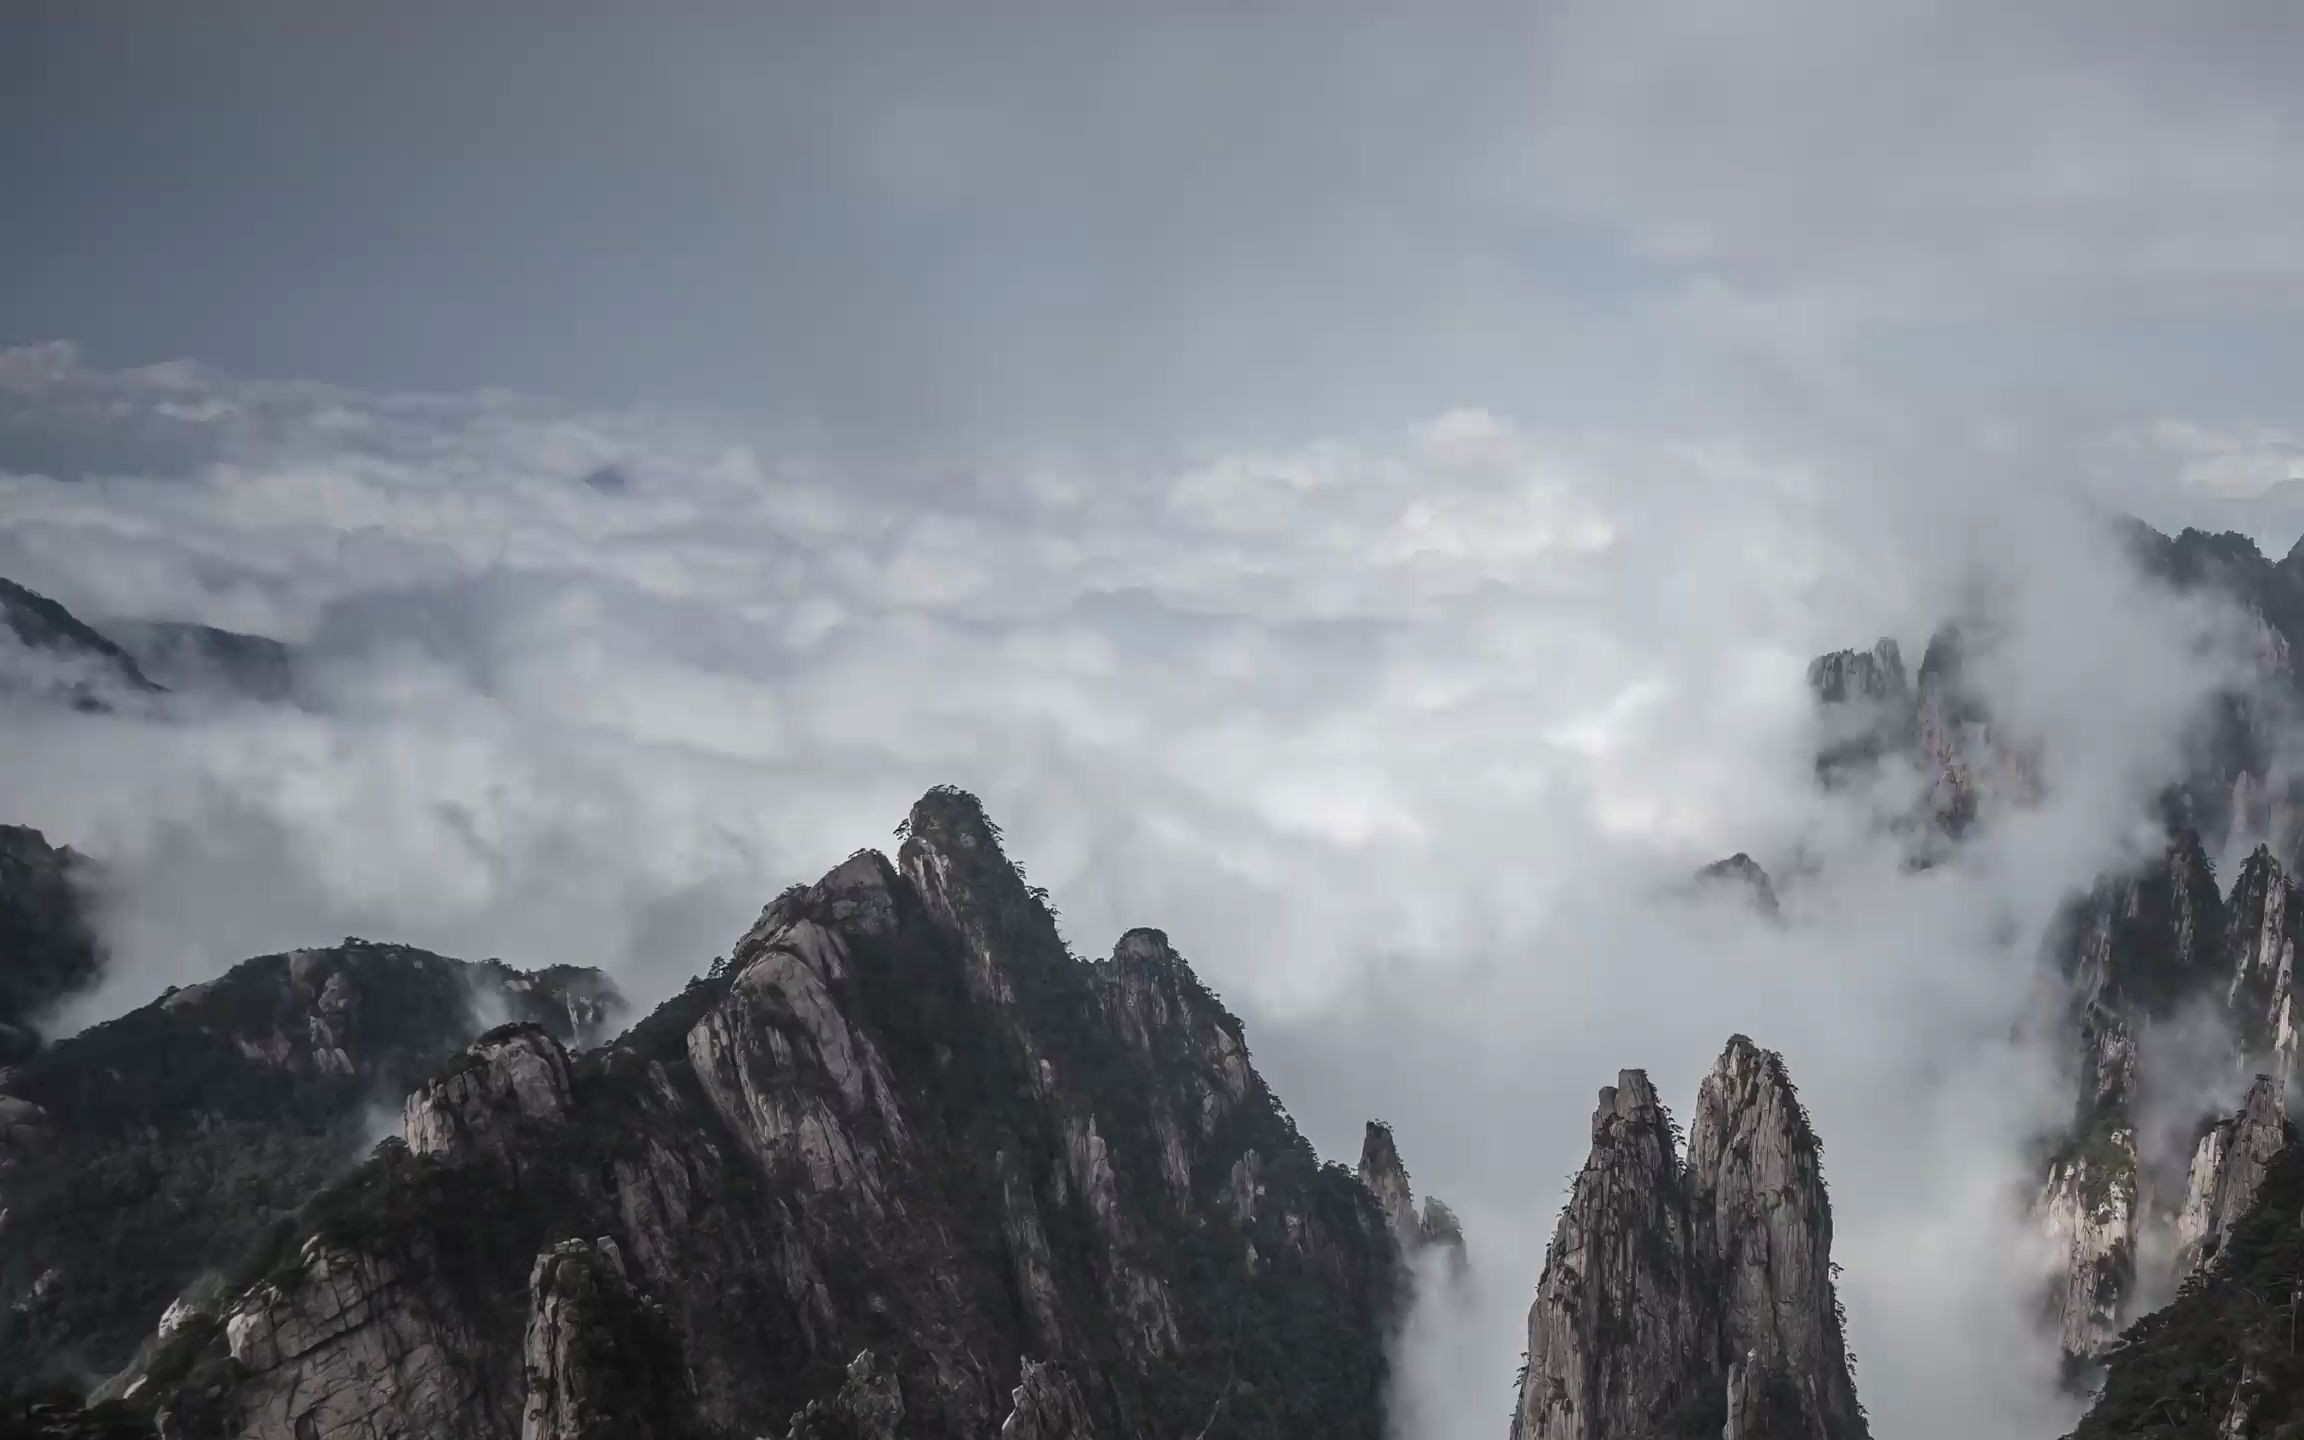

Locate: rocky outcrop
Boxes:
[1358,1119,1470,1294]
[520,1237,699,1440]
[218,1241,484,1440]
[2033,1003,2148,1370]
[1358,1121,1419,1251]
[2173,1076,2290,1278]
[404,1023,574,1162]
[1804,623,2043,836]
[0,823,101,1066]
[1808,638,1913,785]
[1806,638,1908,707]
[2032,839,2304,1378]
[2070,1141,2304,1438]
[2223,847,2302,1097]
[0,941,619,1385]
[997,1359,1097,1440]
[784,1351,902,1440]
[119,787,1400,1440]
[1510,1040,1867,1440]
[1514,1071,1706,1440]
[1687,1037,1866,1439]
[1692,854,1780,918]
[2064,833,2225,1018]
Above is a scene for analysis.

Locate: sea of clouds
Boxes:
[0,341,2280,1436]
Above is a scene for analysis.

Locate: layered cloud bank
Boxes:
[0,343,2271,1436]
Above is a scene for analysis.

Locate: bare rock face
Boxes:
[1692,854,1781,919]
[1357,1121,1420,1251]
[404,1023,574,1160]
[2033,1004,2159,1375]
[1513,1071,1708,1440]
[122,787,1401,1440]
[2031,833,2230,1374]
[2173,1075,2291,1277]
[520,1237,699,1440]
[1356,1118,1471,1313]
[0,938,620,1386]
[1808,638,1914,785]
[220,1241,485,1440]
[0,823,101,1067]
[998,1358,1097,1440]
[1511,1041,1868,1440]
[1806,623,2048,840]
[2224,847,2301,1096]
[1806,638,1908,707]
[784,1351,902,1440]
[1686,1036,1867,1440]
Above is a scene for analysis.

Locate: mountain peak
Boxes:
[1515,1039,1867,1440]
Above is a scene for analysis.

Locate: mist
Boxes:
[0,346,2285,1435]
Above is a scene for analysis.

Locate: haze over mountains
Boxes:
[8,495,2304,1435]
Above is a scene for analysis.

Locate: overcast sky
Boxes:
[8,0,2304,492]
[9,5,2304,1436]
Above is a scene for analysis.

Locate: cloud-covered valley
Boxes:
[0,342,2279,1437]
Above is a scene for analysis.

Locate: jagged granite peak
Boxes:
[1358,1120,1420,1249]
[2031,828,2280,1377]
[404,1022,574,1161]
[2223,845,2301,1091]
[520,1237,702,1440]
[2173,1075,2291,1278]
[1356,1119,1470,1282]
[2034,1013,2146,1372]
[0,823,101,1066]
[1513,1069,1707,1440]
[998,1359,1098,1440]
[1912,620,2024,835]
[1686,1036,1867,1440]
[1513,1044,1868,1440]
[114,786,1399,1440]
[1693,853,1781,918]
[1806,617,2052,837]
[215,1238,477,1440]
[1808,638,1919,786]
[784,1351,902,1440]
[2058,830,2225,1019]
[0,940,620,1386]
[1805,638,1907,705]
[2069,1142,2304,1438]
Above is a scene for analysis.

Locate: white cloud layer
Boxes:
[0,344,2279,1436]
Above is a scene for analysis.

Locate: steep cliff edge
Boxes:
[0,824,101,1065]
[0,941,620,1389]
[127,786,1400,1440]
[2069,1140,2304,1439]
[1510,1038,1867,1440]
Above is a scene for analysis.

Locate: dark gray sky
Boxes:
[15,0,2304,463]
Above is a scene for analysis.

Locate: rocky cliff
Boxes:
[2068,1139,2304,1439]
[0,824,101,1065]
[2027,833,2304,1377]
[0,940,620,1391]
[115,787,1400,1440]
[1800,566,2304,1389]
[2171,1075,2289,1279]
[0,577,161,712]
[1510,1037,1867,1440]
